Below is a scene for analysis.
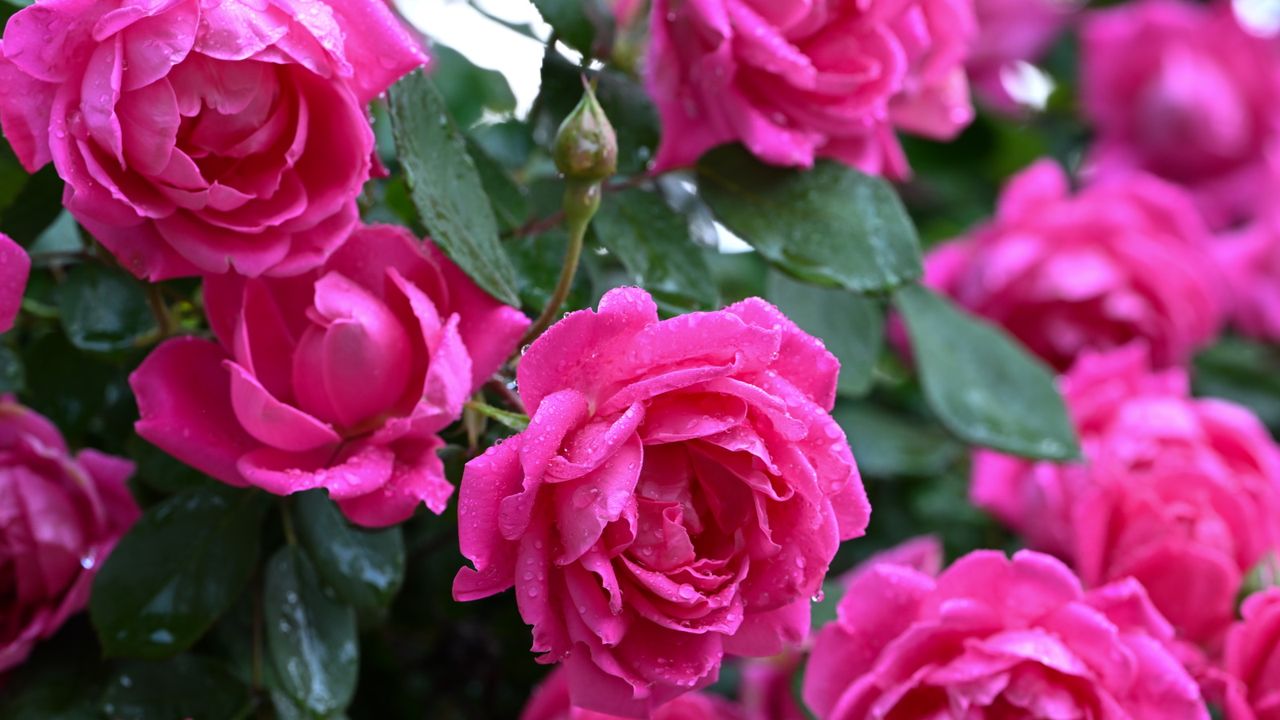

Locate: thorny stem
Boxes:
[502,174,653,240]
[146,284,174,338]
[485,378,525,414]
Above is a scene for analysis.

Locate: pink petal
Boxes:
[130,337,259,486]
[0,234,31,333]
[224,361,340,452]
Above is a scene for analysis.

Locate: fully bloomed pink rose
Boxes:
[0,233,29,333]
[1219,589,1280,719]
[646,0,976,177]
[0,397,138,671]
[924,159,1225,371]
[0,0,425,280]
[968,0,1079,112]
[523,666,745,720]
[453,287,869,718]
[130,225,528,527]
[1080,0,1280,228]
[972,345,1280,646]
[803,549,1209,719]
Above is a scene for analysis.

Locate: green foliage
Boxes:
[90,487,270,659]
[294,491,406,611]
[766,269,883,397]
[893,284,1079,460]
[698,145,923,292]
[100,656,252,720]
[387,71,522,307]
[265,546,360,717]
[55,264,156,352]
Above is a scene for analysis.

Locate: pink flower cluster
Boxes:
[973,346,1280,646]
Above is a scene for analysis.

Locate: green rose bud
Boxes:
[553,80,618,183]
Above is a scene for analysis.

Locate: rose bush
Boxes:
[130,224,528,526]
[645,0,976,177]
[0,0,425,280]
[972,345,1280,645]
[454,287,869,717]
[924,159,1224,371]
[803,549,1208,719]
[1080,0,1280,228]
[0,397,138,671]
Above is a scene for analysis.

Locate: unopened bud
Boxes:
[554,80,618,183]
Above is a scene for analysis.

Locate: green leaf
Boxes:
[429,44,517,128]
[765,269,883,397]
[55,263,156,352]
[833,401,965,478]
[0,344,25,393]
[264,546,359,717]
[388,71,522,308]
[0,165,64,245]
[466,136,529,232]
[531,0,597,55]
[91,486,270,659]
[0,140,28,222]
[294,490,406,610]
[591,189,718,313]
[698,145,923,292]
[892,283,1079,460]
[464,400,530,432]
[100,656,251,720]
[1193,337,1280,432]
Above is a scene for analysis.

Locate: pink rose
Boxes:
[972,345,1280,645]
[1080,0,1280,228]
[453,288,870,718]
[968,0,1079,112]
[522,666,744,720]
[924,159,1225,371]
[0,0,425,280]
[646,0,976,177]
[1213,168,1280,342]
[129,224,528,527]
[0,397,139,671]
[803,549,1209,719]
[0,233,29,333]
[1219,589,1280,720]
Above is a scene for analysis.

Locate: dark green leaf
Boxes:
[100,655,251,720]
[388,71,522,307]
[294,490,406,610]
[531,0,597,55]
[0,344,25,393]
[892,283,1078,460]
[0,623,104,720]
[264,546,359,717]
[91,486,270,659]
[471,120,536,171]
[1193,337,1280,432]
[55,263,156,352]
[0,140,28,221]
[698,145,923,292]
[0,165,63,245]
[591,188,718,313]
[834,401,965,478]
[466,136,529,232]
[429,44,517,128]
[765,269,883,396]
